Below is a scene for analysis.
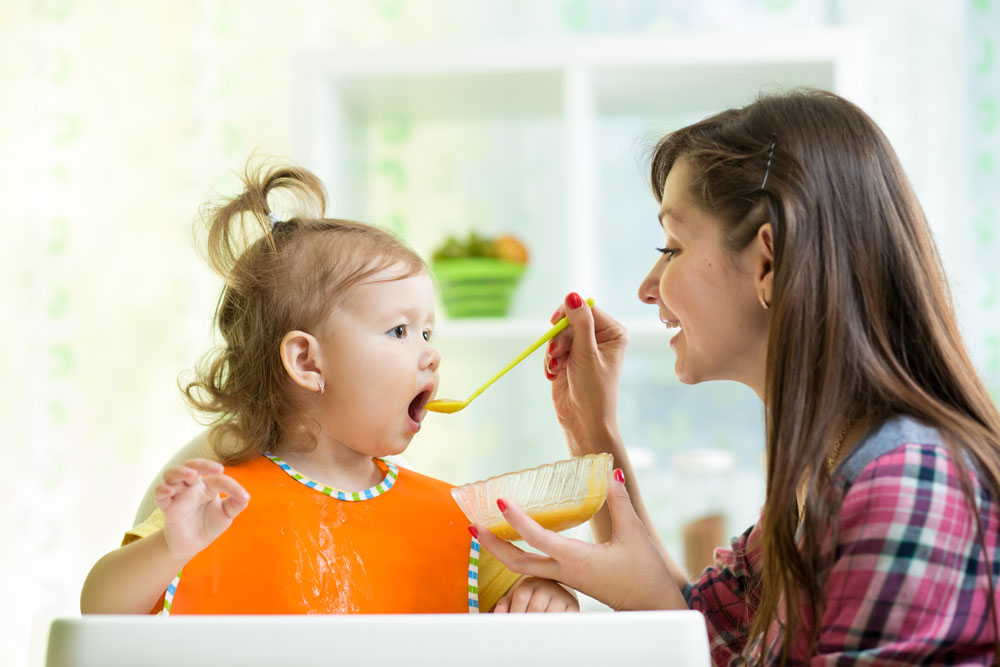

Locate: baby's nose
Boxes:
[423,345,441,371]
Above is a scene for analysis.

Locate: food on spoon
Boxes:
[425,398,466,413]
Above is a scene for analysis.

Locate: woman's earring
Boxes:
[759,288,771,310]
[316,379,325,395]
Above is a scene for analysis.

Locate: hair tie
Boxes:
[760,133,777,191]
[266,211,283,228]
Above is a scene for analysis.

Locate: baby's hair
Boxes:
[183,157,426,464]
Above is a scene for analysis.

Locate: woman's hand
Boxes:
[492,576,580,613]
[474,470,687,612]
[155,458,250,561]
[544,292,629,453]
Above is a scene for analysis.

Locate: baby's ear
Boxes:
[280,330,324,393]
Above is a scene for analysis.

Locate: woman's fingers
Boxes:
[548,325,574,358]
[591,305,628,344]
[546,294,627,370]
[545,352,566,379]
[545,326,574,380]
[484,473,682,612]
[604,469,645,541]
[496,498,574,560]
[546,340,572,376]
[561,292,597,362]
[473,524,559,581]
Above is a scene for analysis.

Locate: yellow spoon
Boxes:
[426,297,594,414]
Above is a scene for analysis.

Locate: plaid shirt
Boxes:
[685,416,1000,665]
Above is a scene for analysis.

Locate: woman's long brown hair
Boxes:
[650,89,1000,662]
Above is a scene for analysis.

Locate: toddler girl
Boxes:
[80,159,577,615]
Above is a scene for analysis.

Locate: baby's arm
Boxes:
[80,459,249,614]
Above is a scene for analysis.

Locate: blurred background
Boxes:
[3,0,999,664]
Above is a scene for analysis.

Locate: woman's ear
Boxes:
[754,223,775,308]
[280,330,325,394]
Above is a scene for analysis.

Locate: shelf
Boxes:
[295,30,868,78]
[432,315,668,341]
[318,70,565,121]
[292,29,871,329]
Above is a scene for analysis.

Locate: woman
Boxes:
[474,90,1000,664]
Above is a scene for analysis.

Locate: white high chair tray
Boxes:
[46,610,710,667]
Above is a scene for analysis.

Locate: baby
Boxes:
[80,159,577,615]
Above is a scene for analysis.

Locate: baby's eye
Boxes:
[389,324,407,339]
[423,329,432,342]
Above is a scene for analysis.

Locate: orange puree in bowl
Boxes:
[487,495,606,541]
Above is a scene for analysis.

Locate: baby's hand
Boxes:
[154,458,249,562]
[492,576,580,613]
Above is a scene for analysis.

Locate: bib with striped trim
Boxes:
[162,454,479,614]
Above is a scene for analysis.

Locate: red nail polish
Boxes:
[548,357,557,371]
[566,292,583,309]
[497,498,508,512]
[614,468,625,483]
[551,309,562,323]
[547,340,556,354]
[468,525,479,539]
[545,370,556,381]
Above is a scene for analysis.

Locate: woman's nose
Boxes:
[638,261,663,305]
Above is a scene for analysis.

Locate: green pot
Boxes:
[432,258,526,318]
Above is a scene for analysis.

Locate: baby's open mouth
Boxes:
[408,389,431,423]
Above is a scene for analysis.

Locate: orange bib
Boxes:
[163,455,479,614]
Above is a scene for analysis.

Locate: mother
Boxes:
[475,89,1000,664]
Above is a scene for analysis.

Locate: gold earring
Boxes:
[759,288,770,310]
[316,379,325,395]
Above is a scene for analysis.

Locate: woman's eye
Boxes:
[656,247,678,261]
[389,324,407,339]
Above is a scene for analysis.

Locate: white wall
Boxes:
[4,2,997,665]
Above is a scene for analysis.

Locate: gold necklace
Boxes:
[827,415,858,474]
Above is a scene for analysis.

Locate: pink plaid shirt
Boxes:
[685,416,1000,665]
